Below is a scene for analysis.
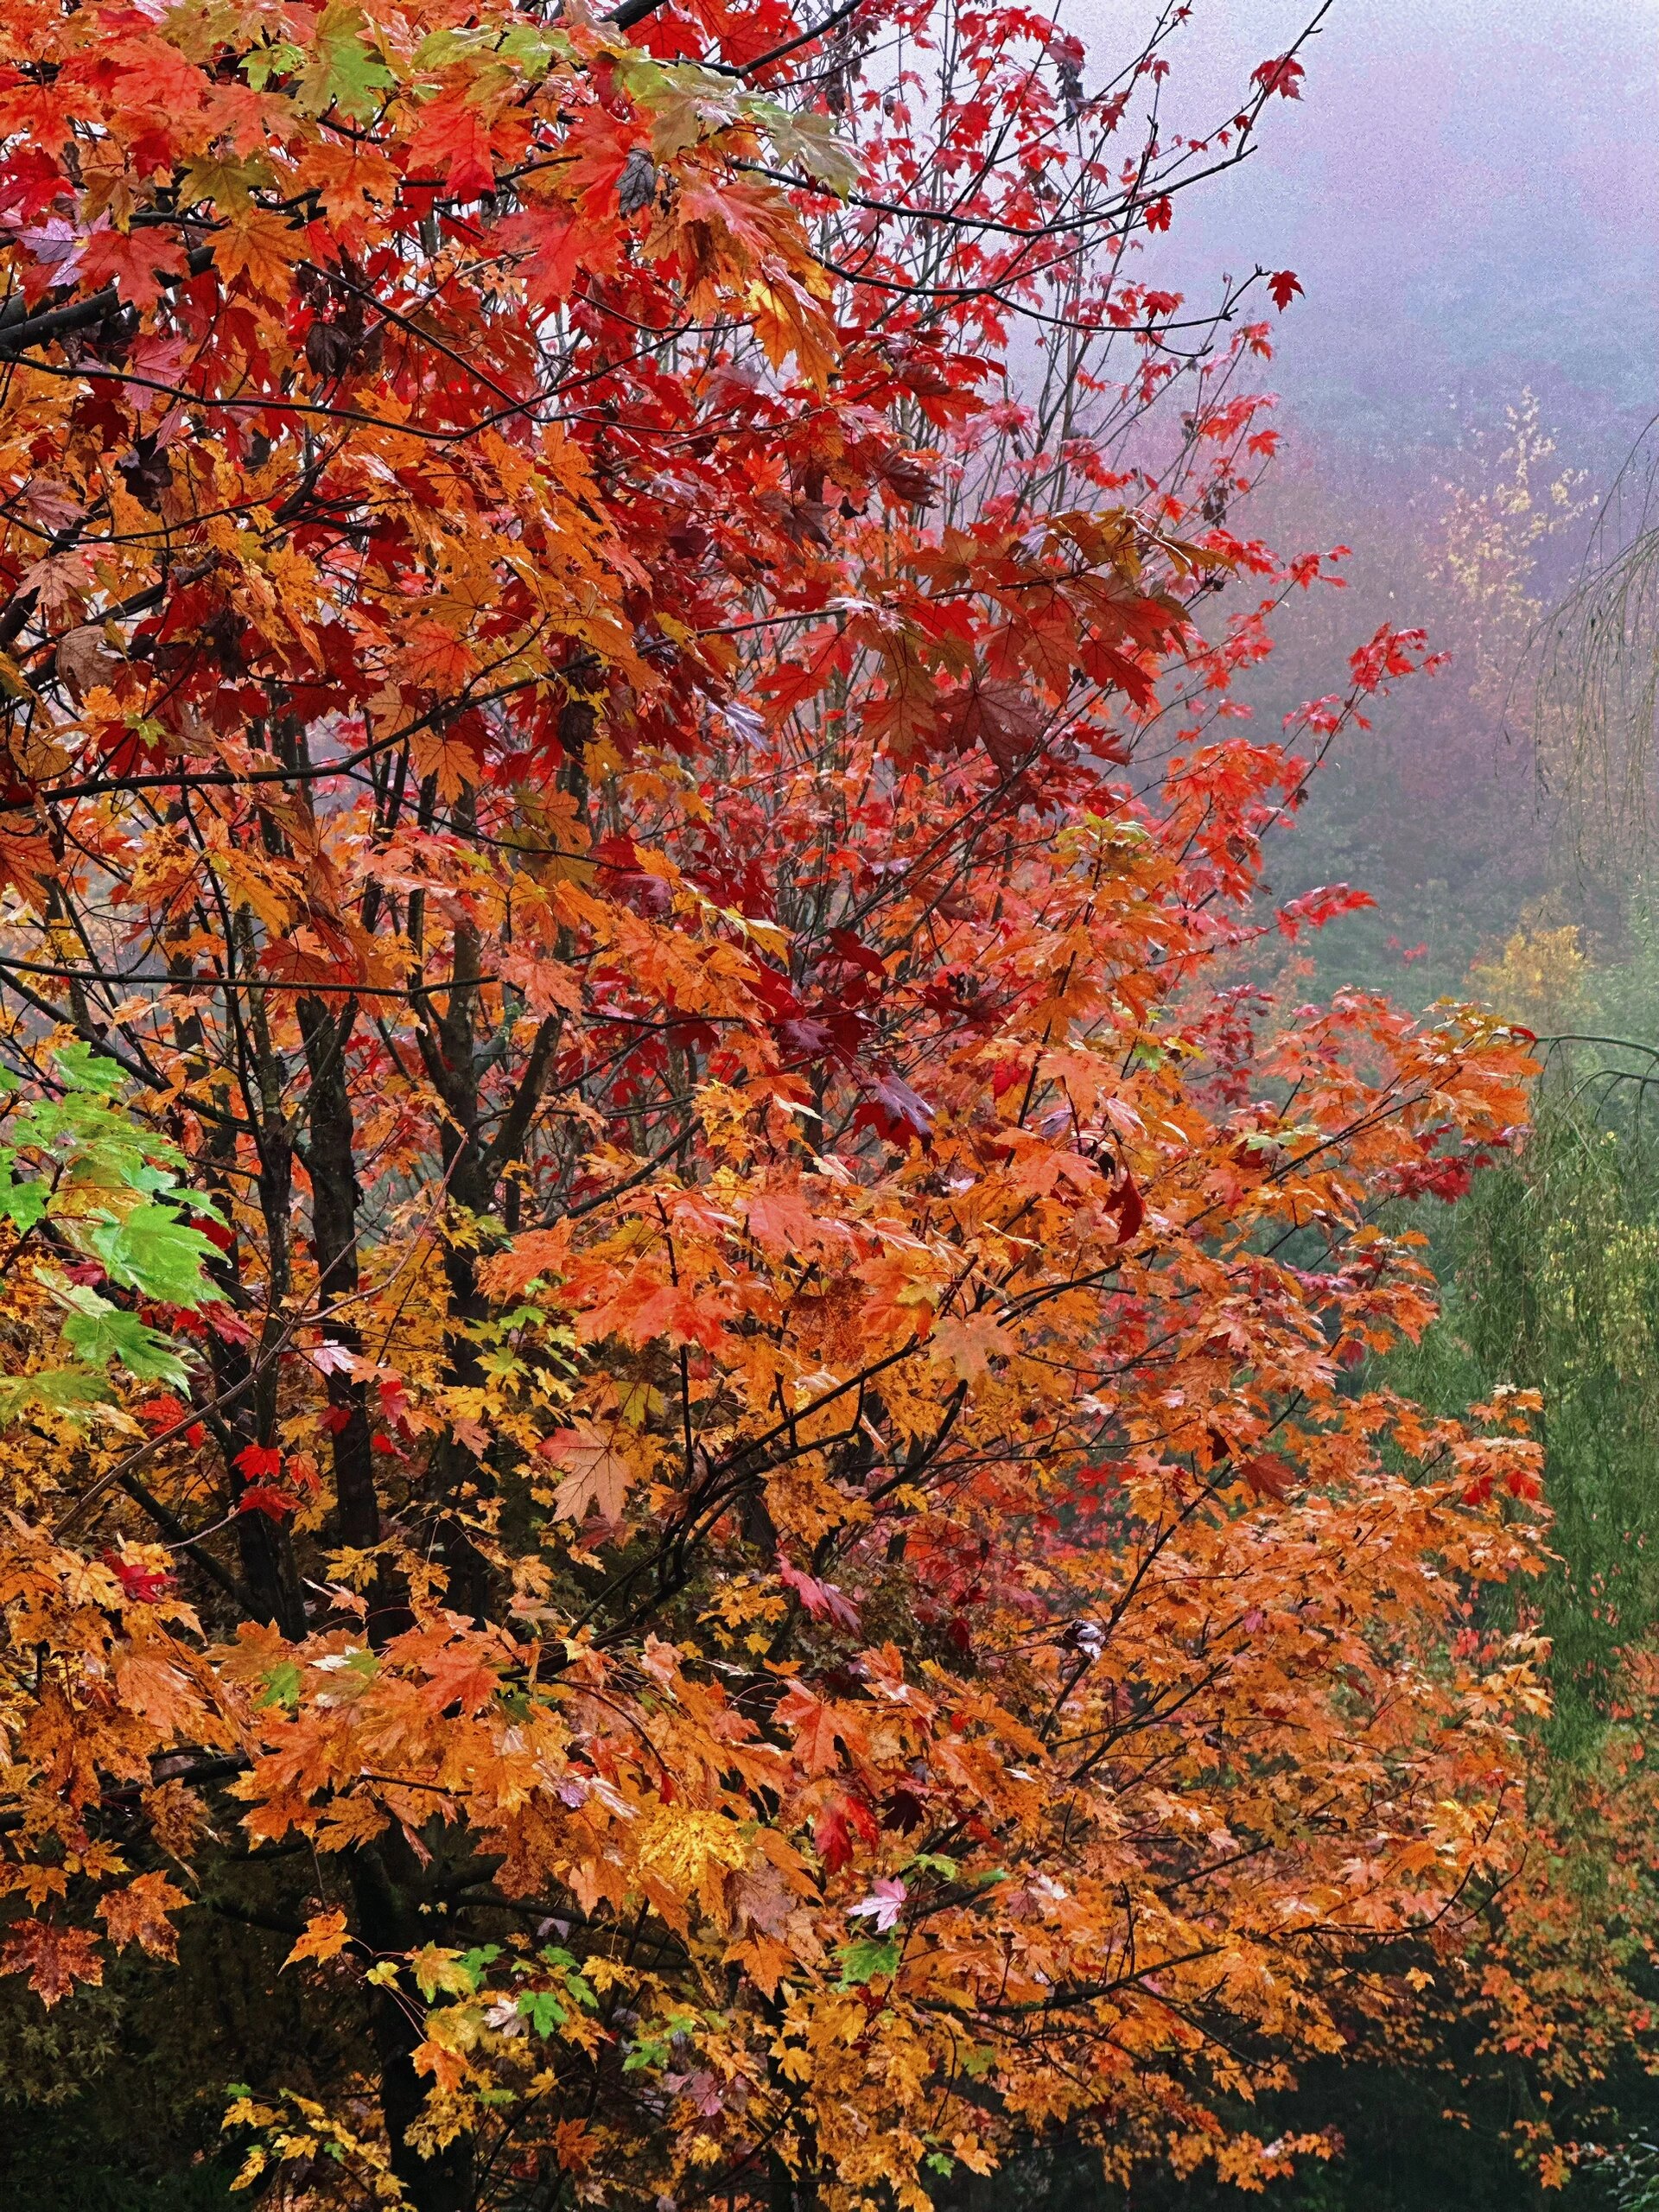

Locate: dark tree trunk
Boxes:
[297,995,382,1553]
[352,1841,477,2212]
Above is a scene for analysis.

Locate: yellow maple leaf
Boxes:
[410,1942,476,1999]
[635,1807,751,1885]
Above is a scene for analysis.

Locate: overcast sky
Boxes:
[1066,0,1659,467]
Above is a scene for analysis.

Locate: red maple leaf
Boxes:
[1240,1453,1296,1503]
[815,1792,880,1874]
[237,1485,295,1522]
[79,225,188,311]
[406,92,496,203]
[101,1549,175,1604]
[1252,54,1306,99]
[1109,1170,1146,1244]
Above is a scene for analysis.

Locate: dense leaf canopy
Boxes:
[0,0,1558,2204]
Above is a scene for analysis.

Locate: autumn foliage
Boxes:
[0,0,1557,2203]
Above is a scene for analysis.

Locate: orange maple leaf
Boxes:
[285,1909,353,1968]
[545,1426,636,1523]
[99,1872,188,1960]
[932,1310,1011,1381]
[1,1919,105,2007]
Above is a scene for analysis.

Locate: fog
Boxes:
[1068,0,1659,463]
[1053,0,1659,993]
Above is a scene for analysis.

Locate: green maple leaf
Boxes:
[517,1988,568,2037]
[257,1662,303,1713]
[52,1043,126,1096]
[751,103,859,199]
[0,1370,115,1424]
[295,4,396,123]
[0,1169,48,1231]
[461,1946,502,1990]
[0,1049,224,1294]
[58,1288,191,1388]
[242,39,304,90]
[836,1936,899,1988]
[86,1205,224,1305]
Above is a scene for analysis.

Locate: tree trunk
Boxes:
[297,995,383,1552]
[352,1842,477,2211]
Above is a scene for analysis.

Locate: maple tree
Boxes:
[0,0,1561,2203]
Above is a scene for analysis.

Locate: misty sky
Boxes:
[1068,0,1659,467]
[1046,0,1659,977]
